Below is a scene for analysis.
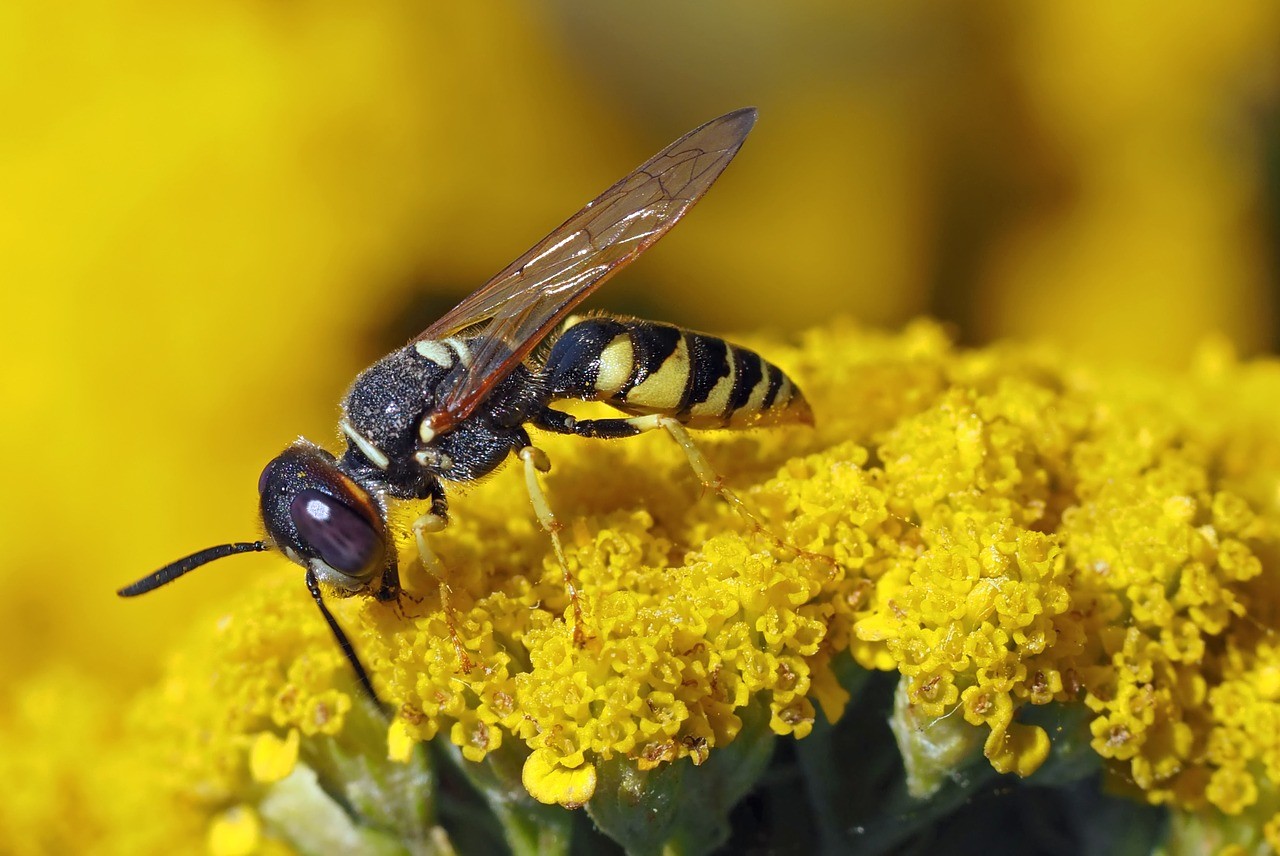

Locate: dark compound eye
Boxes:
[288,488,384,581]
[257,460,275,496]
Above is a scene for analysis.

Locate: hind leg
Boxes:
[535,409,826,564]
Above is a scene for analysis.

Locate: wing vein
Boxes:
[414,107,758,433]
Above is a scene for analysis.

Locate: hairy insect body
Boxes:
[544,316,811,432]
[120,108,813,703]
[340,340,544,494]
[338,316,813,506]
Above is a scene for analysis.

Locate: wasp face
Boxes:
[258,441,389,592]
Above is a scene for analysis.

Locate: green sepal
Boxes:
[796,665,998,855]
[586,700,777,856]
[798,661,1169,855]
[1020,701,1101,787]
[888,676,985,799]
[585,754,684,856]
[295,693,438,850]
[258,764,442,856]
[436,738,575,856]
[251,689,442,855]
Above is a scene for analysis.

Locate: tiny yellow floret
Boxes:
[96,320,1280,838]
[208,806,262,856]
[387,717,417,763]
[250,729,300,784]
[522,749,599,808]
[986,722,1052,777]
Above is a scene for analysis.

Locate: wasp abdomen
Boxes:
[544,317,811,429]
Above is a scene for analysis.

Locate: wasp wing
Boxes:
[416,107,757,433]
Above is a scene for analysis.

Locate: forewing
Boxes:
[417,107,757,431]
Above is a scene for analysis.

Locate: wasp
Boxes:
[118,108,813,701]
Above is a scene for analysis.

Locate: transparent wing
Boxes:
[416,107,757,433]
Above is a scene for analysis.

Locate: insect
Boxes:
[118,108,813,702]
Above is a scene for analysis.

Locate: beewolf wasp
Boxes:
[118,108,813,701]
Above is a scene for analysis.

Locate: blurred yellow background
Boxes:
[1,0,1277,745]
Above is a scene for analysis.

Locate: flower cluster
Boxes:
[845,333,1280,823]
[58,320,1280,852]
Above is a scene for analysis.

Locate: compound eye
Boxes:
[288,489,384,581]
[257,460,275,496]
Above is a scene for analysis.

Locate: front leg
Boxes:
[374,554,402,604]
[411,493,474,673]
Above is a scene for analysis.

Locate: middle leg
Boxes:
[516,443,588,647]
[411,500,475,673]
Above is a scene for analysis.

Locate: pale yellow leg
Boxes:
[657,417,832,568]
[584,413,798,551]
[518,446,587,647]
[412,512,474,673]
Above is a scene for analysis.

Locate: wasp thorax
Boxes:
[258,442,387,591]
[340,347,456,479]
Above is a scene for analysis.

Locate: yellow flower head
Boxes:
[51,318,1280,850]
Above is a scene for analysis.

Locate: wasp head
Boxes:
[118,439,390,702]
[257,441,390,593]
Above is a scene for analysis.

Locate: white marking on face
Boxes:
[414,339,455,367]
[340,420,390,470]
[311,558,365,589]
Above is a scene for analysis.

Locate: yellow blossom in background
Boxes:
[983,1,1280,362]
[4,0,1278,692]
[550,1,1280,363]
[0,0,618,692]
[3,1,1280,853]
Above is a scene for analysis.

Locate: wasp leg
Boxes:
[411,510,474,674]
[537,409,830,567]
[533,409,660,439]
[374,557,402,603]
[658,418,834,568]
[517,445,587,648]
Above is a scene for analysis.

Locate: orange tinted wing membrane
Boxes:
[416,107,757,434]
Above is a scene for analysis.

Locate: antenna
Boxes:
[117,541,269,596]
[305,568,378,702]
[118,542,380,703]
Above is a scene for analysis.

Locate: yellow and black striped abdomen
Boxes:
[543,316,811,429]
